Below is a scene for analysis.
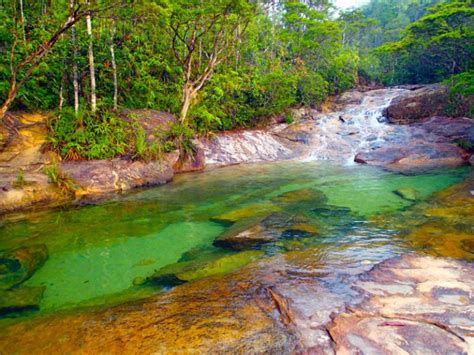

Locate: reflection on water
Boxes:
[0,161,470,320]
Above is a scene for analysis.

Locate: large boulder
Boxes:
[0,245,48,290]
[355,142,470,172]
[384,84,449,124]
[61,152,179,195]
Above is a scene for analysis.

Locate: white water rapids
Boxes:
[201,88,420,166]
[304,88,409,164]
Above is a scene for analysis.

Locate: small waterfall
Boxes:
[304,88,408,163]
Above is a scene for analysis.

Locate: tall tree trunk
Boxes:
[70,0,79,115]
[59,68,65,111]
[86,0,97,113]
[109,25,118,111]
[180,84,194,123]
[0,94,15,120]
[19,0,26,42]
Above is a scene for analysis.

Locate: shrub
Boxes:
[48,108,129,160]
[444,71,474,119]
[43,164,77,195]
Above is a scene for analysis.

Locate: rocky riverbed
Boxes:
[0,174,472,353]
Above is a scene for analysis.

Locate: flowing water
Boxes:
[305,88,416,162]
[0,161,470,324]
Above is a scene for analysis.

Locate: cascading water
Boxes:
[304,88,410,164]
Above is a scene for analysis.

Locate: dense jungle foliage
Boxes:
[0,0,473,159]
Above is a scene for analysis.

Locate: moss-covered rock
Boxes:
[281,223,319,239]
[213,221,275,250]
[271,188,327,206]
[214,213,318,250]
[0,286,45,316]
[312,206,352,218]
[393,187,418,201]
[0,245,48,290]
[210,203,280,225]
[141,251,263,287]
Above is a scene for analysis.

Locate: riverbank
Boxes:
[0,84,472,214]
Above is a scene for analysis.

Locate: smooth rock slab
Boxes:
[355,142,469,172]
[340,254,474,353]
[61,152,179,195]
[0,253,473,353]
[330,315,469,354]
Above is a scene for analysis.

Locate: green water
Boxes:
[0,162,469,317]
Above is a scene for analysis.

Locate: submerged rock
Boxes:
[312,206,352,218]
[210,203,279,225]
[141,251,263,287]
[213,220,276,250]
[0,245,48,290]
[271,188,327,206]
[214,213,318,250]
[393,187,418,201]
[0,286,45,316]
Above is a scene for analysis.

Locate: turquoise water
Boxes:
[0,161,469,317]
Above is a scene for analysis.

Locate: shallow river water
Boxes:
[0,161,470,323]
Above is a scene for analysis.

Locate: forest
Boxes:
[0,0,473,160]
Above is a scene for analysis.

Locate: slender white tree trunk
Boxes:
[86,0,97,113]
[70,0,79,115]
[180,84,195,123]
[19,0,26,42]
[110,26,118,111]
[59,72,65,111]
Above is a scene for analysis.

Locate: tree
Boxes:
[0,3,92,121]
[375,1,474,84]
[168,0,255,123]
[86,0,97,113]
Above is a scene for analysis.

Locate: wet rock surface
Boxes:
[330,255,474,354]
[0,252,472,353]
[199,130,294,166]
[0,113,69,213]
[355,142,469,172]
